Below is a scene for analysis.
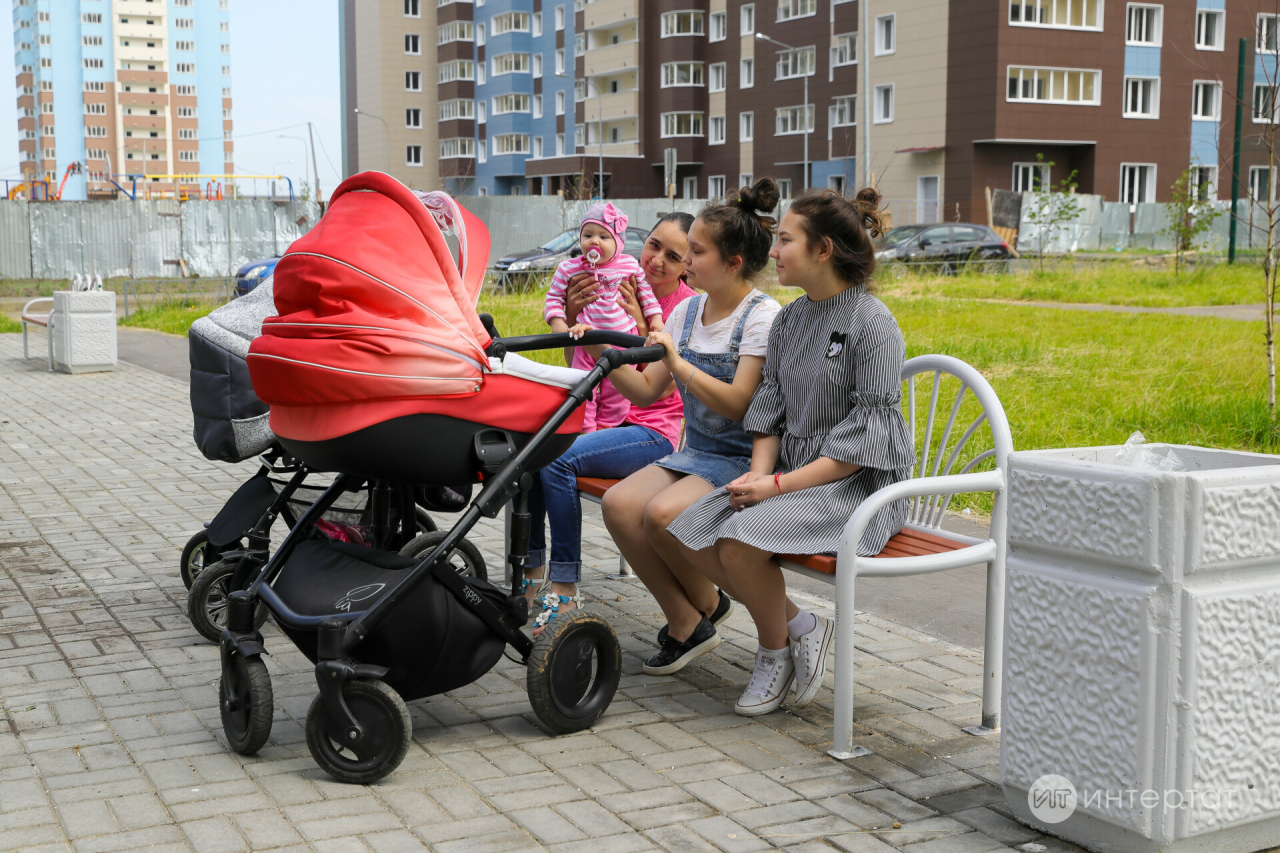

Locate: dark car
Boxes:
[233,256,281,296]
[875,223,1016,275]
[492,226,652,285]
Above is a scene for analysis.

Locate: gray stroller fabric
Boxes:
[189,279,278,462]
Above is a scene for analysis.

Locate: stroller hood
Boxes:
[247,173,496,442]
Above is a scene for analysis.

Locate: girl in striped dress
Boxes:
[545,202,664,431]
[668,187,916,716]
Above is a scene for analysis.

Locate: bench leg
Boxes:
[46,315,54,371]
[608,553,636,580]
[828,562,871,760]
[963,549,1004,737]
[22,321,28,359]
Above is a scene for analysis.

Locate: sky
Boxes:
[0,0,343,198]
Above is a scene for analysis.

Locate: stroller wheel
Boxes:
[413,507,438,534]
[180,530,214,590]
[397,531,487,581]
[527,610,621,734]
[220,655,273,755]
[188,559,269,643]
[305,679,412,784]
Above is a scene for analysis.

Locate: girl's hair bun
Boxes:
[734,177,781,216]
[851,186,886,238]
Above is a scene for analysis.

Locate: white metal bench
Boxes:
[576,354,1013,760]
[20,297,55,370]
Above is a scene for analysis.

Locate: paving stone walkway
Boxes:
[0,334,1084,853]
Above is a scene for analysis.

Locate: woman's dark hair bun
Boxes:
[851,186,886,239]
[734,177,780,216]
[788,185,887,290]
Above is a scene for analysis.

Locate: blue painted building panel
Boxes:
[1196,0,1225,9]
[1190,120,1219,167]
[52,2,86,198]
[189,0,229,178]
[1123,45,1161,79]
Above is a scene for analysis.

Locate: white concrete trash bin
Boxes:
[1001,443,1280,853]
[52,290,117,373]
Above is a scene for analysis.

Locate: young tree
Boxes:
[1161,168,1224,277]
[1023,153,1084,272]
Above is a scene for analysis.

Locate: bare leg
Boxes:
[680,538,800,651]
[602,467,718,643]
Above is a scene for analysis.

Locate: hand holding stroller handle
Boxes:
[499,330,648,353]
[602,345,666,370]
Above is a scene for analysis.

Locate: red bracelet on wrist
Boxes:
[774,473,784,495]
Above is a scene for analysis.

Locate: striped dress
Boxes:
[666,286,917,557]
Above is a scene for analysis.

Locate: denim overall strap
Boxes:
[677,293,704,352]
[727,292,769,358]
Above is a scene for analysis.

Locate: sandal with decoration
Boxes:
[521,569,550,607]
[533,591,584,635]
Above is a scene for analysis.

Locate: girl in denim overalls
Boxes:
[591,179,783,677]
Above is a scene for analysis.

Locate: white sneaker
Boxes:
[735,647,795,716]
[790,613,834,708]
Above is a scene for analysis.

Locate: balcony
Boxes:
[583,0,638,31]
[118,92,168,107]
[584,91,638,123]
[578,140,641,158]
[123,115,166,130]
[584,41,638,77]
[118,70,168,85]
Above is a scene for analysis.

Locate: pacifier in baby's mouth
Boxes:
[585,248,602,266]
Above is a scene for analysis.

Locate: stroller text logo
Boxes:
[335,583,386,612]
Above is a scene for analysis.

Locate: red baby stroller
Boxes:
[218,172,663,783]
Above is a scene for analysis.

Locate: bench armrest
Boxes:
[21,297,53,316]
[836,469,1005,571]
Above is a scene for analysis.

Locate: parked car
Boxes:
[875,223,1016,275]
[233,256,281,296]
[491,226,652,286]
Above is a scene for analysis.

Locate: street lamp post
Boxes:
[353,108,391,173]
[598,84,605,199]
[278,134,310,197]
[757,31,808,192]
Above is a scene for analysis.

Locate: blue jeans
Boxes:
[527,425,674,584]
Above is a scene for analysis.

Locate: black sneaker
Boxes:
[643,617,722,676]
[656,590,733,646]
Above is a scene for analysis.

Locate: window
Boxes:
[1013,161,1049,191]
[533,136,543,158]
[438,99,475,120]
[175,17,194,28]
[740,58,755,88]
[179,150,199,162]
[662,62,705,87]
[440,138,475,158]
[533,94,543,118]
[82,12,103,23]
[1250,166,1272,201]
[221,22,229,32]
[83,58,104,69]
[556,133,565,156]
[776,47,815,79]
[575,79,586,101]
[1196,10,1224,51]
[533,54,543,77]
[220,44,231,54]
[406,108,422,128]
[405,70,421,91]
[661,112,704,137]
[710,115,726,144]
[405,0,420,17]
[777,179,792,199]
[832,33,856,67]
[710,11,727,40]
[85,126,107,137]
[86,149,108,161]
[477,102,487,123]
[777,0,816,21]
[533,12,542,36]
[478,64,487,84]
[476,23,486,45]
[1009,0,1102,29]
[1191,165,1217,201]
[776,104,813,134]
[492,52,530,75]
[1120,163,1156,203]
[179,128,197,140]
[439,22,474,43]
[85,81,105,93]
[1123,77,1159,118]
[83,35,103,46]
[178,106,196,118]
[741,3,755,34]
[556,91,566,115]
[875,14,895,54]
[830,95,856,127]
[493,133,531,154]
[739,173,754,188]
[661,11,705,36]
[85,103,107,115]
[493,93,531,114]
[1261,15,1279,54]
[874,84,894,122]
[1126,4,1161,45]
[740,111,755,141]
[710,63,727,92]
[492,12,531,33]
[683,176,698,199]
[1192,81,1220,121]
[478,146,487,164]
[1254,85,1278,123]
[175,85,195,96]
[1006,66,1101,104]
[438,60,475,82]
[575,32,586,56]
[555,49,565,74]
[555,5,565,30]
[709,175,726,198]
[828,175,846,194]
[175,40,195,51]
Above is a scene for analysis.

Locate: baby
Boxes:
[545,202,664,431]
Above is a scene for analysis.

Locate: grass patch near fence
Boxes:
[118,300,216,337]
[0,315,20,333]
[880,261,1261,307]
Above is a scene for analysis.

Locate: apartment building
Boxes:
[12,0,233,200]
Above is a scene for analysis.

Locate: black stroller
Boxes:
[208,177,666,783]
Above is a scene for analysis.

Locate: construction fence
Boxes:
[0,199,323,280]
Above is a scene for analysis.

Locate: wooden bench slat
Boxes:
[20,315,50,327]
[575,476,973,576]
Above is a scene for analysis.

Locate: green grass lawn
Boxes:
[0,315,20,333]
[118,300,218,337]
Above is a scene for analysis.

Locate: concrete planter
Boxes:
[52,290,116,374]
[1001,444,1280,853]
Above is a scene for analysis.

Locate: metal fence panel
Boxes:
[0,201,32,278]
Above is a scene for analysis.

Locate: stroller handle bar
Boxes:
[496,329,650,353]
